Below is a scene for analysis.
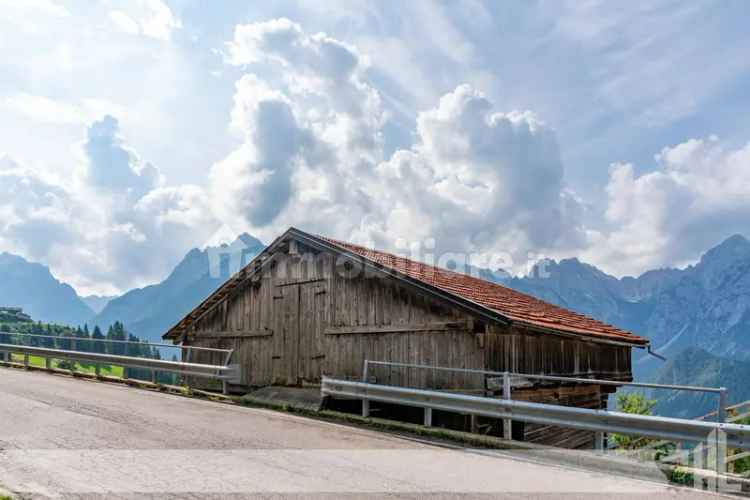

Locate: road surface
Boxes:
[0,368,723,498]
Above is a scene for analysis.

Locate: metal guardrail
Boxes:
[0,341,240,394]
[363,360,730,422]
[321,377,750,450]
[0,332,234,359]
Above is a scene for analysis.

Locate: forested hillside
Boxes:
[0,312,174,382]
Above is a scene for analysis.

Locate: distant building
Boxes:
[164,227,649,448]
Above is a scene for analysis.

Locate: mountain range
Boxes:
[0,252,94,326]
[499,234,750,381]
[0,234,264,341]
[90,233,264,342]
[2,231,749,414]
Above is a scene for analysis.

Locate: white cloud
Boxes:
[0,116,216,295]
[2,93,133,127]
[0,0,70,22]
[2,94,85,124]
[108,0,181,41]
[214,19,584,272]
[81,115,162,197]
[583,137,750,275]
[109,11,141,36]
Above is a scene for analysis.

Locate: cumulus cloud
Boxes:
[0,156,77,259]
[370,85,585,260]
[82,115,161,198]
[0,115,216,295]
[213,19,584,272]
[583,136,750,275]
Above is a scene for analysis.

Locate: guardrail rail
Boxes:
[322,360,750,492]
[0,332,239,393]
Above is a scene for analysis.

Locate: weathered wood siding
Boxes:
[187,247,484,389]
[186,241,633,395]
[484,323,632,380]
[513,384,607,449]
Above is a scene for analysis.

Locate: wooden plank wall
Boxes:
[513,384,607,449]
[325,266,485,390]
[484,323,633,381]
[184,240,634,395]
[186,245,485,389]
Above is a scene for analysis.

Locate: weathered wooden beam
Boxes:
[324,320,472,335]
[189,330,273,339]
[276,278,326,287]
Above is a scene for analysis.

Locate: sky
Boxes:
[1,0,750,296]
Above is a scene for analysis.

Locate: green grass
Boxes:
[9,353,124,377]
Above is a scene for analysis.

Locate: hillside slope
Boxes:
[650,347,750,418]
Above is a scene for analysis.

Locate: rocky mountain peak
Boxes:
[693,233,750,290]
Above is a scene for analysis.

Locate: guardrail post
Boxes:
[594,431,604,451]
[122,366,128,381]
[362,360,370,418]
[711,428,728,492]
[45,357,51,370]
[424,407,433,427]
[23,353,29,369]
[718,388,728,423]
[151,370,157,384]
[502,371,512,440]
[222,380,228,395]
[95,364,100,377]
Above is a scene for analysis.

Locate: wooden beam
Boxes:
[189,330,273,339]
[276,278,326,287]
[324,320,472,335]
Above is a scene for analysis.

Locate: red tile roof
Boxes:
[321,236,648,346]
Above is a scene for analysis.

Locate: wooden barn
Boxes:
[164,227,649,447]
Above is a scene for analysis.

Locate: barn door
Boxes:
[272,284,300,385]
[297,281,326,382]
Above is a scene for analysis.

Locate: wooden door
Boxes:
[272,284,300,385]
[297,281,326,382]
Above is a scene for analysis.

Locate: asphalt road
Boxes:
[0,368,725,499]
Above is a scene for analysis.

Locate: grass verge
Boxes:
[8,353,123,377]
